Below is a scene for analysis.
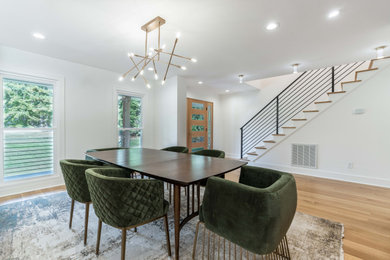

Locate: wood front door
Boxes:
[187,98,213,153]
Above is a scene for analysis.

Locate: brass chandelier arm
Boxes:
[154,49,192,61]
[122,57,146,78]
[152,59,158,75]
[164,38,178,81]
[134,54,182,69]
[129,56,149,84]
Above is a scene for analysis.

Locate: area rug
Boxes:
[0,191,343,259]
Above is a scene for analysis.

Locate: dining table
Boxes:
[85,148,247,259]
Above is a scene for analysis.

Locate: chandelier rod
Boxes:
[163,38,178,81]
[133,54,182,69]
[129,56,149,85]
[154,49,192,61]
[122,57,146,78]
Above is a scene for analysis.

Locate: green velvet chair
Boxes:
[192,149,226,186]
[85,168,171,260]
[193,166,297,259]
[161,146,189,153]
[59,159,110,245]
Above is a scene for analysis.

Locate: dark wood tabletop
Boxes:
[86,148,247,185]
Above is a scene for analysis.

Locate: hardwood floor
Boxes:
[1,173,390,259]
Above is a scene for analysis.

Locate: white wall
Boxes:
[0,45,154,196]
[219,73,302,158]
[254,64,390,188]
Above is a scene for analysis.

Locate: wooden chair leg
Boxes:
[121,228,126,260]
[96,220,102,255]
[84,202,90,246]
[164,214,172,256]
[69,199,75,229]
[134,227,137,232]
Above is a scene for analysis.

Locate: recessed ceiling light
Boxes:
[238,74,244,84]
[225,90,230,93]
[32,32,45,39]
[328,10,340,19]
[292,63,299,74]
[198,81,203,85]
[266,22,279,31]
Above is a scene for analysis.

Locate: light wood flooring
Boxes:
[1,173,390,259]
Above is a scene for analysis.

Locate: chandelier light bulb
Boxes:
[181,66,187,70]
[148,67,154,71]
[148,52,153,57]
[128,52,135,57]
[131,77,135,82]
[292,63,299,74]
[176,32,181,39]
[140,70,144,75]
[118,76,124,81]
[154,74,159,80]
[266,22,279,31]
[161,44,166,49]
[376,46,386,59]
[32,32,45,39]
[146,84,151,89]
[191,58,197,63]
[328,9,340,19]
[161,80,165,85]
[198,81,203,85]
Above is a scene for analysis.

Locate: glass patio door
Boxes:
[187,98,213,153]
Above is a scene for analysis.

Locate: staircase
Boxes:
[241,56,390,161]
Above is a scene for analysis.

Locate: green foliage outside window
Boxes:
[3,78,53,128]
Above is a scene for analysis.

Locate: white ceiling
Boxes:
[0,0,389,93]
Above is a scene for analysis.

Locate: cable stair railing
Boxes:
[240,60,368,159]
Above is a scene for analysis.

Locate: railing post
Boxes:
[240,128,243,158]
[276,96,279,134]
[331,66,335,92]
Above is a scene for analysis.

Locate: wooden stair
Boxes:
[369,56,390,69]
[247,152,258,156]
[292,118,307,121]
[303,110,319,113]
[327,91,346,95]
[355,68,378,80]
[272,134,285,136]
[263,140,276,143]
[315,100,332,104]
[255,146,267,149]
[282,126,296,129]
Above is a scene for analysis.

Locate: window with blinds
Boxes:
[2,78,54,181]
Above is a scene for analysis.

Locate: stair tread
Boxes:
[272,134,285,136]
[292,118,307,121]
[247,152,258,156]
[255,146,267,149]
[315,100,332,104]
[327,91,346,95]
[356,68,378,73]
[282,126,296,129]
[263,140,276,143]
[369,56,390,68]
[303,110,319,113]
[341,80,362,85]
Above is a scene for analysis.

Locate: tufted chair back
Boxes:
[85,168,169,228]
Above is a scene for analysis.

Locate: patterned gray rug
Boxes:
[0,191,343,259]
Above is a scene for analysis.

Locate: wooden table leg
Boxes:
[174,184,181,260]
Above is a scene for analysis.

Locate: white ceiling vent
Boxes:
[291,144,317,168]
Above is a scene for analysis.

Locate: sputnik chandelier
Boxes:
[119,16,197,88]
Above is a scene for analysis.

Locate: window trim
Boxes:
[114,89,144,148]
[0,70,64,189]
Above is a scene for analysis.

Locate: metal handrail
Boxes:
[240,61,366,158]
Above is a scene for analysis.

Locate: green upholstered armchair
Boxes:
[59,159,114,245]
[192,149,225,158]
[162,146,189,153]
[192,149,226,186]
[85,168,171,260]
[193,165,297,259]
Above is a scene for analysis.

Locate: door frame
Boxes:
[186,98,213,152]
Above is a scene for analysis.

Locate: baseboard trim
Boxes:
[0,175,65,197]
[250,162,390,188]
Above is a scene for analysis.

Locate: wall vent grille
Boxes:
[291,144,317,168]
